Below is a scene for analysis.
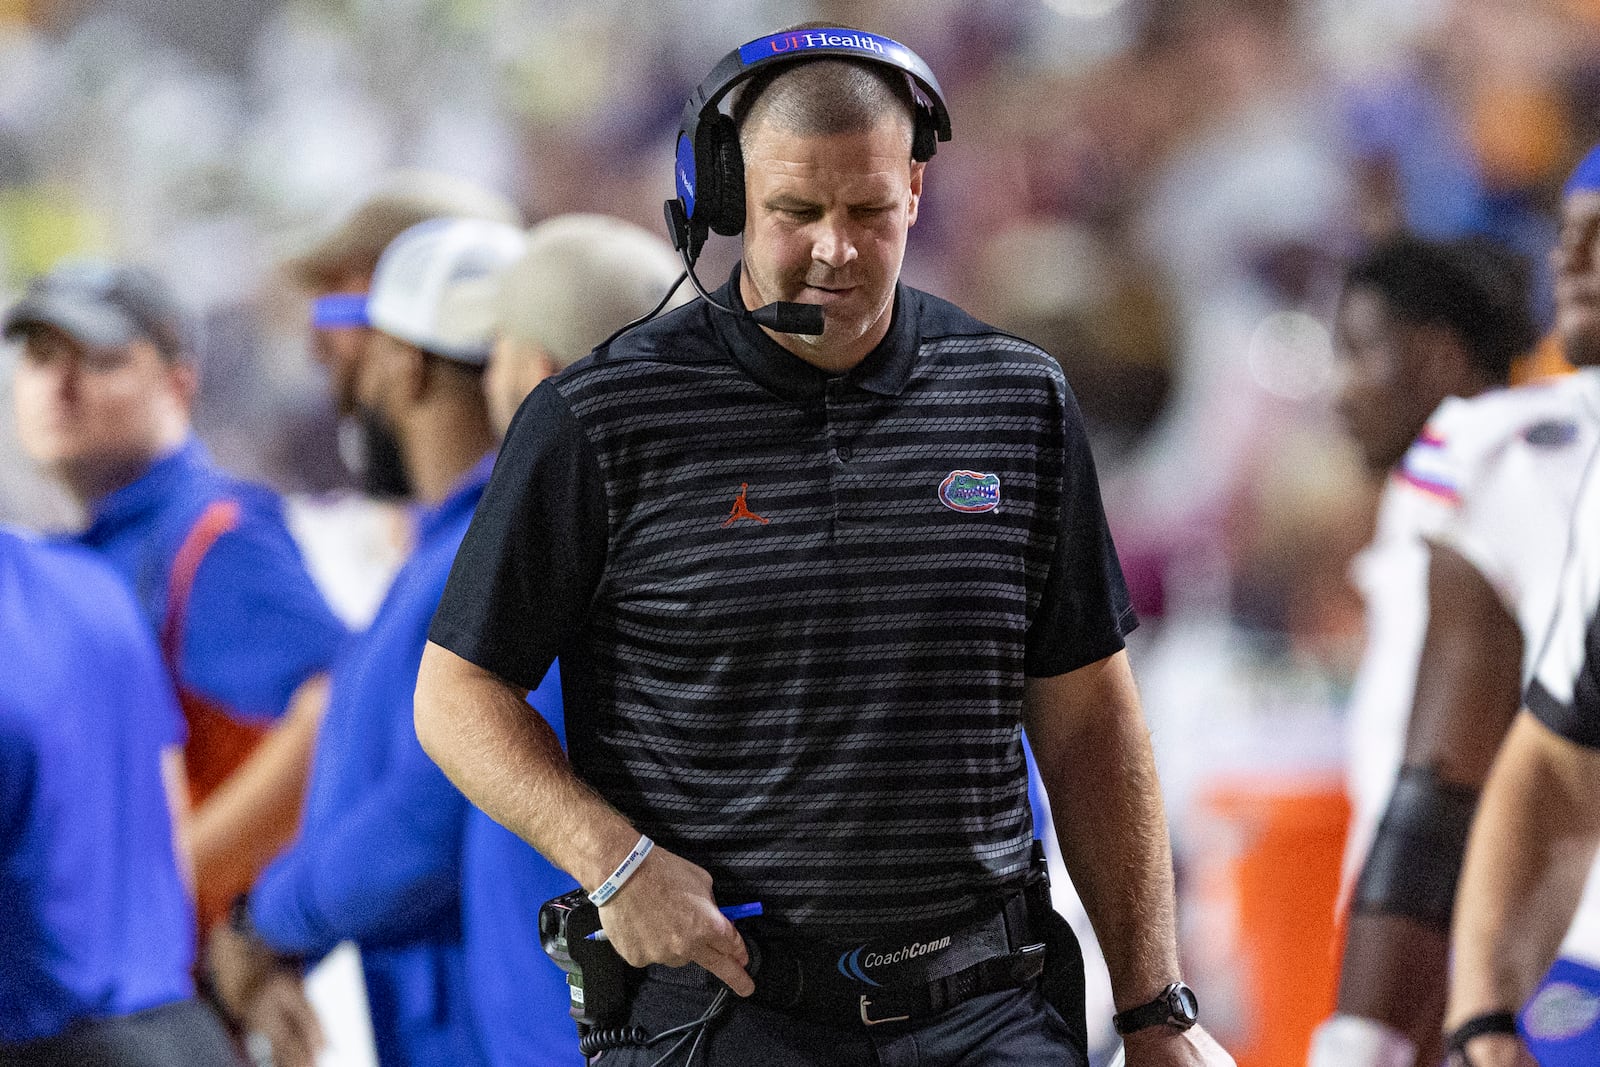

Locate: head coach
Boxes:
[416,24,1233,1067]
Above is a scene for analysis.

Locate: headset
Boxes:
[644,27,952,339]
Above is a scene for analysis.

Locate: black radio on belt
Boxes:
[538,888,634,1030]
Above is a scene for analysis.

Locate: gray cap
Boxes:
[3,261,190,360]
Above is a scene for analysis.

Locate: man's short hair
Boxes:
[496,214,686,369]
[730,31,918,150]
[284,170,522,290]
[1343,234,1537,383]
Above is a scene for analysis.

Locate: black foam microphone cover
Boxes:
[749,301,825,335]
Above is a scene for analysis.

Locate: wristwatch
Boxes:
[1113,981,1200,1035]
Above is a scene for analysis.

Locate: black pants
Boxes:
[0,1000,244,1067]
[593,978,1089,1067]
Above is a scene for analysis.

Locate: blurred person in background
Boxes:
[1443,147,1600,1067]
[464,212,685,1067]
[1311,223,1600,1066]
[483,213,687,435]
[3,262,346,936]
[418,24,1232,1067]
[208,216,525,1067]
[0,528,241,1067]
[283,170,522,501]
[274,171,524,635]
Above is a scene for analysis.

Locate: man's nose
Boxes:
[811,216,858,269]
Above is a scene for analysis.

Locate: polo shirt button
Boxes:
[835,445,853,462]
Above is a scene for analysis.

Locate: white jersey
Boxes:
[1344,370,1600,961]
[1525,421,1600,963]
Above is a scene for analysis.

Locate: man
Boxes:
[417,27,1230,1066]
[1445,147,1600,1067]
[1,528,240,1066]
[5,263,346,931]
[286,170,521,499]
[209,216,525,1067]
[463,213,683,1067]
[1307,231,1600,1067]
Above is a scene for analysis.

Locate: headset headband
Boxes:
[668,28,952,256]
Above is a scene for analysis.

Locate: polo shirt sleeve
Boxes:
[430,381,608,692]
[177,502,348,722]
[1023,376,1137,677]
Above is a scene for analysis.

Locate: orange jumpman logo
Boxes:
[721,483,770,527]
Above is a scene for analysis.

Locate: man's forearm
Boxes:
[414,641,638,890]
[1448,712,1600,1027]
[1025,656,1180,1008]
[190,674,326,908]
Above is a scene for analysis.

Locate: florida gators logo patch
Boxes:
[938,470,1000,513]
[1524,419,1580,448]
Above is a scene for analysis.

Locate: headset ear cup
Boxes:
[699,113,746,237]
[911,111,938,162]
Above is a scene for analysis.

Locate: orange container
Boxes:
[1186,777,1349,1067]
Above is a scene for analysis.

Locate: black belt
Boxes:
[644,878,1051,1029]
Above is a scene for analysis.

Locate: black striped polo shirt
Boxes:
[431,269,1135,935]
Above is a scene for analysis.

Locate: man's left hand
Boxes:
[1124,1024,1237,1066]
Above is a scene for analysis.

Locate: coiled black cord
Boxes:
[578,1025,650,1057]
[579,987,731,1066]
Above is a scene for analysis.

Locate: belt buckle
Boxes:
[859,995,911,1027]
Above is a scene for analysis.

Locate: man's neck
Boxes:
[60,437,186,510]
[398,392,496,507]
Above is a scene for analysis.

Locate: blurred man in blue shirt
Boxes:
[0,527,240,1066]
[210,217,525,1067]
[5,263,347,932]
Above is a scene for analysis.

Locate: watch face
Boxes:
[1167,984,1200,1025]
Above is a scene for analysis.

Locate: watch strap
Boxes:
[1445,1010,1519,1064]
[1113,982,1198,1035]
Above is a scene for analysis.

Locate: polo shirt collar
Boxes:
[710,263,917,404]
[87,436,210,534]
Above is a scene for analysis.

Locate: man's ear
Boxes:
[168,360,199,413]
[907,161,926,228]
[399,342,432,404]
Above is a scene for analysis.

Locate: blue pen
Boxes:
[586,902,763,941]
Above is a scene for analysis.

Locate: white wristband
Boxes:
[589,835,654,906]
[1308,1014,1417,1067]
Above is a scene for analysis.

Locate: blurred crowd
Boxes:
[3,0,1600,1062]
[5,0,1599,635]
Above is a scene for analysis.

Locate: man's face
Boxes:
[1554,190,1600,366]
[738,115,923,371]
[1334,286,1437,474]
[310,268,375,415]
[12,324,189,484]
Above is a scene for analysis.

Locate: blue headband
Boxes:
[311,293,370,329]
[1566,144,1600,196]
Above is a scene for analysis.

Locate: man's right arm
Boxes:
[413,642,753,995]
[1446,711,1600,1066]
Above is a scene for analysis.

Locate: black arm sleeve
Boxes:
[428,381,608,692]
[1023,377,1137,677]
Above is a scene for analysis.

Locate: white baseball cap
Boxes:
[366,217,527,365]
